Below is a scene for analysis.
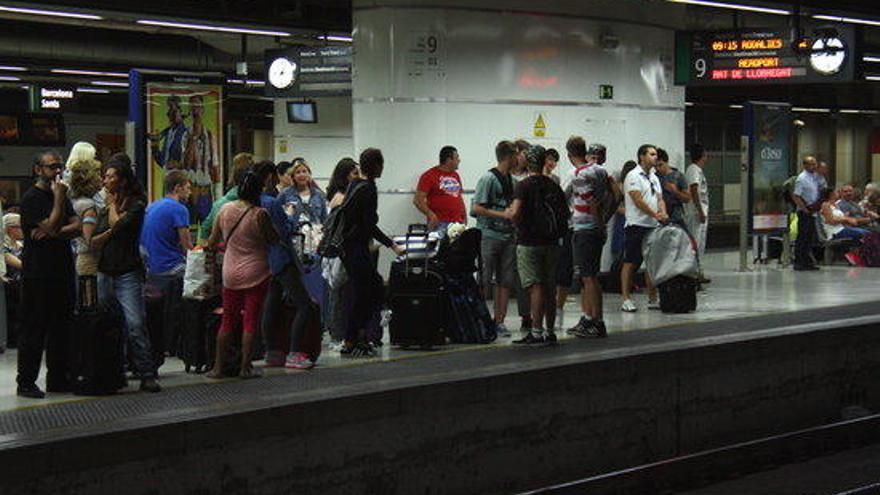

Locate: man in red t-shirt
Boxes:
[414,145,466,231]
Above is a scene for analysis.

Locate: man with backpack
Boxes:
[472,141,519,337]
[507,145,569,345]
[566,137,617,338]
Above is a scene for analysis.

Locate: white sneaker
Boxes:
[621,299,637,313]
[648,299,661,310]
[496,323,511,338]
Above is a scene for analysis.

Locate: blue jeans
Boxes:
[832,227,869,242]
[98,271,157,379]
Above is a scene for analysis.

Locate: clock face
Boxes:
[810,38,846,76]
[268,57,296,89]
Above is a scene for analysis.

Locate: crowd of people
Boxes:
[0,135,716,399]
[790,155,880,269]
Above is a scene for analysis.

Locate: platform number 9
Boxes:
[695,58,707,78]
[427,35,438,53]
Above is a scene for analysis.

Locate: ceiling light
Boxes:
[0,75,21,81]
[77,87,111,94]
[667,0,790,16]
[53,69,127,78]
[864,56,880,63]
[867,75,880,81]
[318,34,353,43]
[91,80,128,87]
[813,14,880,27]
[137,19,289,37]
[792,107,831,113]
[0,65,26,71]
[729,104,743,109]
[685,102,695,106]
[0,5,102,20]
[227,78,266,86]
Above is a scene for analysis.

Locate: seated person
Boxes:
[821,188,871,242]
[859,183,880,220]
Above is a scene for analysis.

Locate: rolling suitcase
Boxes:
[388,224,447,348]
[180,296,221,373]
[658,275,697,313]
[69,298,127,396]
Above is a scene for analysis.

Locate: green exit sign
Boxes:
[599,85,614,100]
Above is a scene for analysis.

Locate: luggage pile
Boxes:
[388,224,497,348]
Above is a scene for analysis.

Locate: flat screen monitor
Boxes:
[287,101,317,124]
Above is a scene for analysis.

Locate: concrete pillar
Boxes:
[352,0,687,269]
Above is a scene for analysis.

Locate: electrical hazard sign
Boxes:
[533,113,547,138]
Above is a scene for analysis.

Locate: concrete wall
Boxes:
[351,0,686,272]
[5,321,879,495]
[272,96,354,182]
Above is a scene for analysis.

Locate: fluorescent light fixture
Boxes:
[729,104,744,109]
[0,65,26,71]
[0,5,102,20]
[864,56,880,63]
[53,69,127,78]
[685,101,695,106]
[318,34,353,43]
[667,0,790,15]
[137,19,289,37]
[77,87,111,94]
[91,80,128,87]
[792,107,831,113]
[0,75,21,81]
[227,78,266,86]
[813,14,880,27]
[20,85,28,90]
[867,75,880,81]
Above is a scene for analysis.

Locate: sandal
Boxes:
[205,368,226,379]
[239,366,264,379]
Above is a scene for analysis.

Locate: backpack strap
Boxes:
[488,168,513,203]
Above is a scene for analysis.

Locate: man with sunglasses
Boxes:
[16,151,81,398]
[620,145,666,313]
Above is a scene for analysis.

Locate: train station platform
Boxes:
[1,251,879,494]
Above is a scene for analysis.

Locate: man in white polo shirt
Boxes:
[620,144,667,313]
[685,143,711,284]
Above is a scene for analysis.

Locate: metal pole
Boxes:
[739,135,750,272]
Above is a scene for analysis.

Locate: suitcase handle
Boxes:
[404,225,430,277]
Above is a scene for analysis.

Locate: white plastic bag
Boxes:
[182,249,216,299]
[321,256,348,289]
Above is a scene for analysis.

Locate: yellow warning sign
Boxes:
[533,114,547,138]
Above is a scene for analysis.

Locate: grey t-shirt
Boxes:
[472,169,515,242]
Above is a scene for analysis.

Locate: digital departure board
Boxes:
[675,26,858,86]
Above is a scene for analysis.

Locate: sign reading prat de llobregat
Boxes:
[264,45,352,97]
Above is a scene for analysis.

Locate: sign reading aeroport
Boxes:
[675,25,858,86]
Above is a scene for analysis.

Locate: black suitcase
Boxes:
[388,224,447,348]
[658,275,697,314]
[144,288,167,369]
[69,300,128,395]
[180,296,221,373]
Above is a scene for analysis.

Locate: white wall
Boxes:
[353,2,686,269]
[272,97,354,181]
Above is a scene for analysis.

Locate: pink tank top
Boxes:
[217,202,270,290]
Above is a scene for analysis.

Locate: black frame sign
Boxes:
[264,46,352,97]
[675,25,859,86]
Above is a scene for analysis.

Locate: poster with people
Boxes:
[746,102,791,232]
[145,83,223,224]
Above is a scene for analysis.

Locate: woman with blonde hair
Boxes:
[69,158,103,279]
[280,159,328,228]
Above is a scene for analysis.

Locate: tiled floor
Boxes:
[0,250,877,412]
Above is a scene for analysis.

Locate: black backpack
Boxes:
[317,181,366,258]
[527,178,570,240]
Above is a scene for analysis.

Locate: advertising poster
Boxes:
[145,83,223,224]
[746,102,791,232]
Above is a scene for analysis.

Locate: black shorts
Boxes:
[572,229,606,279]
[556,229,573,287]
[623,225,653,267]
